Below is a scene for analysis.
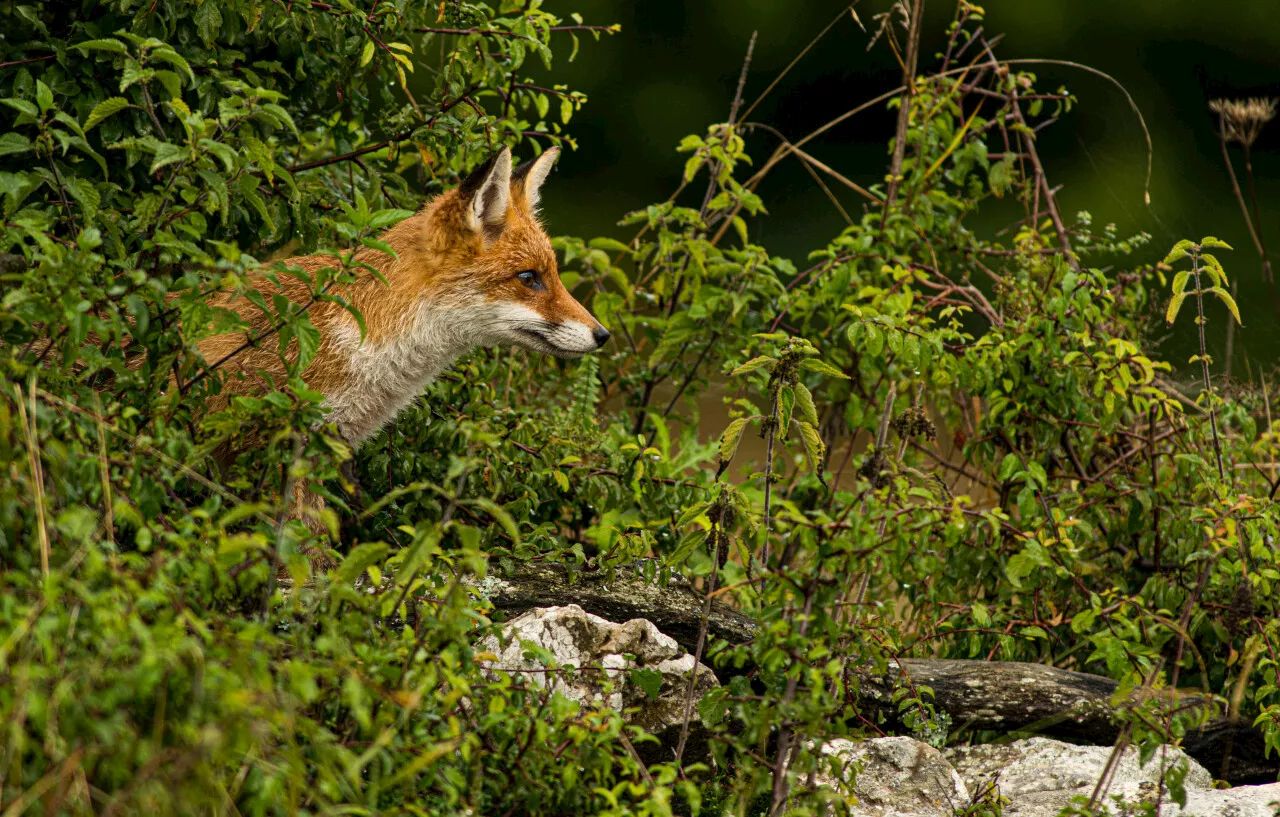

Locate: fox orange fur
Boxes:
[197,146,609,544]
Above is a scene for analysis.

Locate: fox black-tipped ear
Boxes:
[459,147,512,238]
[512,145,560,213]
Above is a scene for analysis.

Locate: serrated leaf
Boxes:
[1,98,39,119]
[150,142,185,174]
[799,421,826,474]
[1171,270,1190,295]
[676,501,711,527]
[1211,287,1242,325]
[153,70,182,100]
[149,46,194,84]
[778,386,794,434]
[1201,253,1227,287]
[195,2,223,47]
[794,382,820,427]
[84,97,131,131]
[799,358,850,379]
[1165,292,1187,324]
[66,177,100,219]
[74,38,129,55]
[717,417,751,466]
[0,133,32,157]
[120,60,150,92]
[1162,239,1194,266]
[730,356,774,377]
[1200,236,1233,250]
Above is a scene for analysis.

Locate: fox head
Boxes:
[415,145,610,358]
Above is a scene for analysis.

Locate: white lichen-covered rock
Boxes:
[477,604,717,745]
[946,737,1280,817]
[819,736,970,817]
[1176,784,1280,817]
[946,737,1214,797]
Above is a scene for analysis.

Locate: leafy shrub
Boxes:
[1,1,1277,814]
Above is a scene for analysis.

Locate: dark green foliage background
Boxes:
[1,1,1279,815]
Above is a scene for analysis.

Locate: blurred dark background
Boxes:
[531,0,1280,376]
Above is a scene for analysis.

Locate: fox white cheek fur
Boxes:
[484,302,600,356]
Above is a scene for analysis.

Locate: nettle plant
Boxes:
[2,0,1279,814]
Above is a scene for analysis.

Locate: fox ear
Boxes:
[459,147,512,238]
[512,145,560,212]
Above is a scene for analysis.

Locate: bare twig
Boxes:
[881,0,925,225]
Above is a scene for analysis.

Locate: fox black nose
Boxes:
[592,326,611,348]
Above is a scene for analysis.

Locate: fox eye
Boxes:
[515,270,543,290]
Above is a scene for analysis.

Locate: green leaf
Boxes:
[587,237,632,255]
[464,497,522,545]
[150,142,186,174]
[195,2,223,47]
[120,60,150,92]
[682,155,702,183]
[1170,270,1190,295]
[1201,253,1227,287]
[798,421,826,474]
[1200,236,1233,250]
[666,529,707,568]
[84,97,132,131]
[676,501,711,527]
[360,40,376,68]
[295,318,321,369]
[35,80,53,113]
[149,47,195,84]
[0,133,32,157]
[1,98,39,119]
[630,667,663,700]
[998,453,1021,482]
[1162,239,1194,266]
[1165,292,1187,324]
[730,356,774,377]
[66,177,101,219]
[334,542,390,586]
[799,358,850,379]
[794,382,820,427]
[717,417,751,466]
[1211,287,1242,325]
[74,38,129,55]
[778,386,794,433]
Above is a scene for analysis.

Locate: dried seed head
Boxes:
[1209,97,1277,147]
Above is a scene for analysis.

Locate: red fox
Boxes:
[198,146,609,553]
